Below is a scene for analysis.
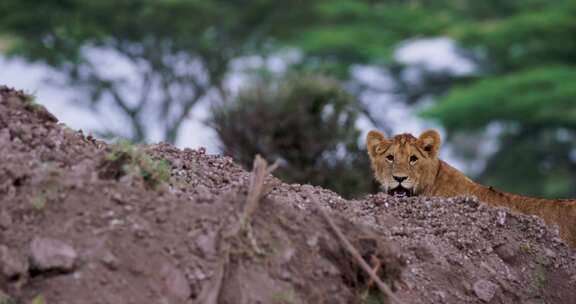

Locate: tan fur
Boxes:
[367,129,576,247]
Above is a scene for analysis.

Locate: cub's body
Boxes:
[367,130,576,246]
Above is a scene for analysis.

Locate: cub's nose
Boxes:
[393,175,407,183]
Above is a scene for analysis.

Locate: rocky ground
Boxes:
[0,86,575,304]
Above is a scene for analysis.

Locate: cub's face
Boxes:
[366,130,441,198]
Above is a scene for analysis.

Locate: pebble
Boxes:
[495,243,518,264]
[473,279,498,302]
[161,262,191,300]
[496,210,507,226]
[543,247,556,259]
[0,245,28,279]
[100,251,119,271]
[30,237,78,272]
[195,233,217,258]
[0,211,12,229]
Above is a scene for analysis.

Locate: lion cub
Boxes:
[366,129,576,247]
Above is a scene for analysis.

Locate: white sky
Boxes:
[0,56,219,152]
[0,37,473,170]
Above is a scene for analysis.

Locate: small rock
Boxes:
[195,233,216,258]
[100,251,119,271]
[495,243,518,264]
[279,247,296,264]
[0,245,28,279]
[195,185,213,204]
[307,234,319,247]
[473,279,498,302]
[543,248,556,259]
[432,290,446,302]
[30,237,78,272]
[412,243,435,262]
[161,262,191,300]
[191,268,207,281]
[278,269,292,281]
[109,219,124,227]
[496,211,507,226]
[0,211,12,230]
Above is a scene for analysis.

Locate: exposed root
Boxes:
[200,155,276,302]
[314,201,406,304]
[195,254,228,304]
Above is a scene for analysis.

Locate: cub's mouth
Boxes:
[388,186,413,198]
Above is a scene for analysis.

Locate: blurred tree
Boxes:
[209,74,376,198]
[278,0,576,198]
[274,0,455,131]
[2,0,573,197]
[0,0,298,143]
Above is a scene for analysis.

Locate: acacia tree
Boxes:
[0,0,297,143]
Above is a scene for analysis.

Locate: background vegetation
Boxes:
[1,0,574,198]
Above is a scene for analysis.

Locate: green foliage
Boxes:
[282,0,452,77]
[0,290,14,304]
[450,1,576,70]
[30,194,47,210]
[422,67,576,130]
[419,0,576,198]
[31,295,45,304]
[364,291,384,304]
[478,129,576,198]
[535,265,546,289]
[271,290,295,304]
[519,242,532,254]
[210,73,376,198]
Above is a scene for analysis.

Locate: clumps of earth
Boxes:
[0,85,574,304]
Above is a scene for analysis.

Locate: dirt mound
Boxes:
[0,86,574,303]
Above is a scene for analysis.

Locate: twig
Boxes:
[240,154,275,228]
[314,201,406,304]
[265,160,280,176]
[367,255,382,290]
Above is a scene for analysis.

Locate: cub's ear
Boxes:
[366,130,388,159]
[417,129,441,157]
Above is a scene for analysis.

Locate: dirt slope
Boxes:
[0,86,574,304]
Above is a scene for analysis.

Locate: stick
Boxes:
[240,155,273,227]
[315,202,406,304]
[222,155,275,239]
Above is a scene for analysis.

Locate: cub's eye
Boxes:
[410,155,418,163]
[386,155,394,162]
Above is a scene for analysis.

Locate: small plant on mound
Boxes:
[100,140,170,189]
[16,90,42,111]
[0,290,15,304]
[30,193,46,210]
[271,290,295,304]
[20,92,37,105]
[31,295,45,304]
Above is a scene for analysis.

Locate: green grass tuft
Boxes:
[31,295,45,304]
[106,139,171,189]
[30,194,46,210]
